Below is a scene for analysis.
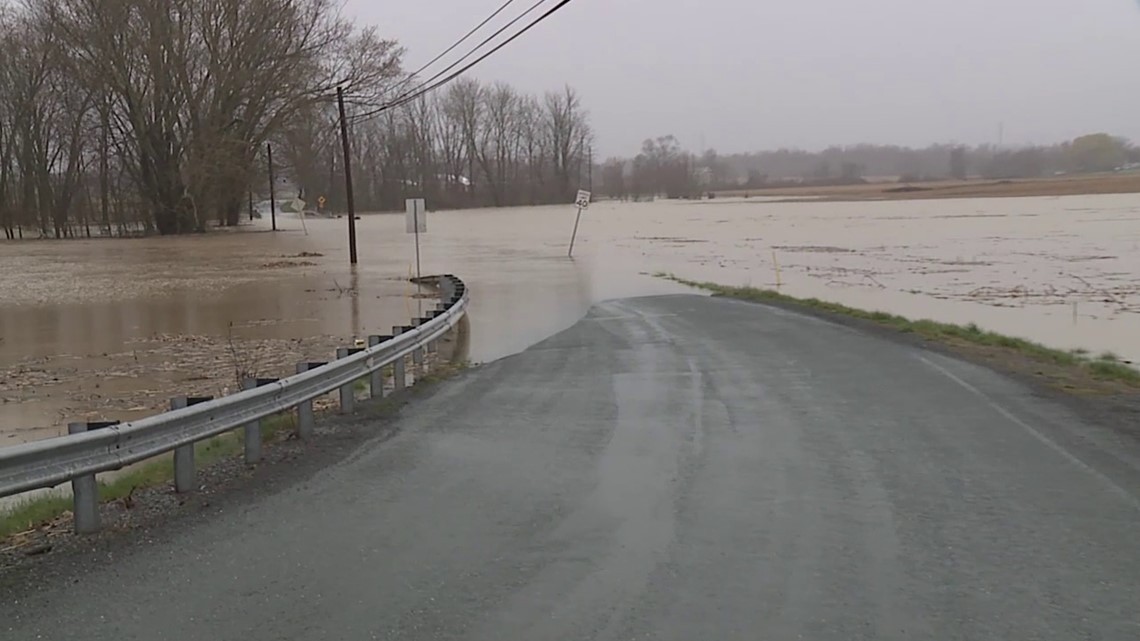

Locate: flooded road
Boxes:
[2,193,1139,444]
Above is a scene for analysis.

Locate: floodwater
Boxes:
[2,193,1139,444]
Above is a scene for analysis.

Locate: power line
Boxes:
[329,0,530,115]
[360,0,550,116]
[349,0,573,124]
[393,0,549,101]
[343,0,525,114]
[402,0,521,87]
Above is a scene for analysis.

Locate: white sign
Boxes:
[575,190,591,209]
[405,198,427,234]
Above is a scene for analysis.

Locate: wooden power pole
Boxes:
[337,87,358,265]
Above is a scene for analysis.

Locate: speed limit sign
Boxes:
[575,190,591,209]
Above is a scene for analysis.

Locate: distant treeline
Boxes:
[599,133,1140,200]
[293,80,593,215]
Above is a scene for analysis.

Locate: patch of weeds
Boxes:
[258,412,296,442]
[0,494,74,539]
[1088,360,1140,384]
[415,359,471,386]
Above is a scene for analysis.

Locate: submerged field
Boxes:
[2,191,1138,444]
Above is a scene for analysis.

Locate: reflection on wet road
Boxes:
[2,193,1139,442]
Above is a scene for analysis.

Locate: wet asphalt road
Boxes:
[5,294,1140,640]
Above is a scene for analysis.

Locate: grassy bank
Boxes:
[662,274,1140,387]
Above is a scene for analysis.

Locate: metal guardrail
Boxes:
[0,274,469,533]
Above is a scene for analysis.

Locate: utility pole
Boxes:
[588,145,594,193]
[99,99,110,237]
[267,142,277,231]
[337,86,358,265]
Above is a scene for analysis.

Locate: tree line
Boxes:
[280,79,592,214]
[0,0,593,239]
[599,133,1140,201]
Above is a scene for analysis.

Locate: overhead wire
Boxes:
[401,0,521,89]
[348,0,574,125]
[349,0,550,118]
[387,0,549,103]
[327,0,526,116]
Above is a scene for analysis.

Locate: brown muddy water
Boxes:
[2,193,1139,445]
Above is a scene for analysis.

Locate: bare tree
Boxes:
[475,83,521,207]
[543,85,591,203]
[52,0,401,233]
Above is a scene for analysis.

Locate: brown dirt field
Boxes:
[714,172,1140,202]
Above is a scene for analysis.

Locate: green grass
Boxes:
[353,366,397,393]
[0,495,74,540]
[1088,360,1140,384]
[416,359,471,385]
[660,274,1139,386]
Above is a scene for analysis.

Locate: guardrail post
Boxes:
[169,396,213,493]
[241,378,262,465]
[336,347,355,414]
[368,336,385,398]
[393,327,407,392]
[295,363,315,439]
[393,356,406,391]
[412,346,425,380]
[67,422,100,534]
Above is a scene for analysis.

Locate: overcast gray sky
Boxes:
[345,0,1140,157]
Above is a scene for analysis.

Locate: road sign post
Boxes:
[406,198,427,281]
[267,143,277,232]
[568,189,591,257]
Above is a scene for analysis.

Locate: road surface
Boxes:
[5,295,1140,639]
